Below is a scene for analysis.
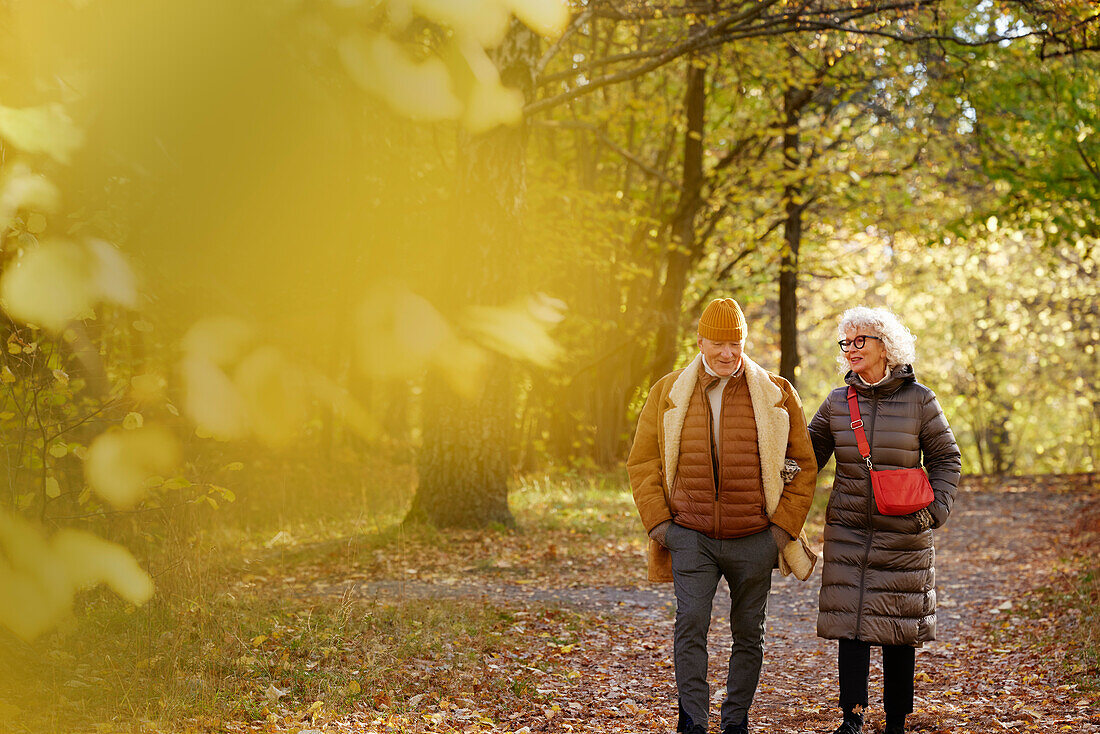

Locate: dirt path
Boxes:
[349,478,1100,733]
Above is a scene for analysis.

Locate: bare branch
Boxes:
[1075,137,1100,186]
[535,8,594,79]
[526,0,785,116]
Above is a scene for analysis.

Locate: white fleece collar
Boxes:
[661,354,788,515]
[658,355,817,581]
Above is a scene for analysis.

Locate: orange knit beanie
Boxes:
[697,298,746,341]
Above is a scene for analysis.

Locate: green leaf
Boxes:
[209,485,236,502]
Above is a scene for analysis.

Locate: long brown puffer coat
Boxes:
[808,365,961,646]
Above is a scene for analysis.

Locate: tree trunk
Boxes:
[405,22,539,528]
[652,54,707,380]
[779,82,804,386]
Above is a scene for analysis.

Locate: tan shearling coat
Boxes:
[628,353,819,582]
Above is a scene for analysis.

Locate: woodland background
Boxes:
[0,1,1097,732]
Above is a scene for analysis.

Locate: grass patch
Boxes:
[1010,486,1100,693]
[1020,554,1100,691]
[0,584,579,733]
[511,470,638,536]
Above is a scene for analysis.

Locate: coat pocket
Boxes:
[668,472,685,514]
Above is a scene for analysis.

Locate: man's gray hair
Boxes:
[836,306,916,373]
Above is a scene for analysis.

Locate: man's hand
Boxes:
[769,524,792,551]
[648,520,673,548]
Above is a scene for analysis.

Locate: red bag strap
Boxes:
[846,386,874,470]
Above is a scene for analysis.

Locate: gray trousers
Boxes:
[665,523,778,730]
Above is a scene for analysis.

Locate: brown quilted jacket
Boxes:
[670,369,770,538]
[809,365,961,646]
[628,354,818,582]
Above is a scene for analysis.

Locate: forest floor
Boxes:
[10,475,1098,734]
[197,474,1100,734]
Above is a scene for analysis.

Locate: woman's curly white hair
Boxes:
[835,306,916,373]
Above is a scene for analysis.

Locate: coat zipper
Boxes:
[854,387,878,639]
[706,383,722,537]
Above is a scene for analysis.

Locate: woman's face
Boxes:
[843,327,888,382]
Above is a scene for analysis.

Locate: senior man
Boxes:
[628,298,818,734]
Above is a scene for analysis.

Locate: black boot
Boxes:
[677,699,706,734]
[722,714,749,734]
[831,710,863,734]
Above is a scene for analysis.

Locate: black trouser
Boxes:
[838,639,915,717]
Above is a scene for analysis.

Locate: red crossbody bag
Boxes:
[847,386,935,515]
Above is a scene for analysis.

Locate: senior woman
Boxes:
[808,307,961,734]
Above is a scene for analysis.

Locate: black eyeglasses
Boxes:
[838,335,883,352]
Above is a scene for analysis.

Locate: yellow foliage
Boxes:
[464,77,525,133]
[182,355,250,441]
[355,287,561,398]
[0,104,84,164]
[0,239,95,330]
[0,238,136,331]
[0,162,59,234]
[339,33,463,121]
[131,373,168,403]
[234,346,307,447]
[0,511,153,641]
[507,0,569,38]
[86,239,138,310]
[181,317,256,368]
[84,426,181,509]
[466,303,562,365]
[182,318,314,445]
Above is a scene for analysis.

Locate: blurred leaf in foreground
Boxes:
[0,103,84,164]
[85,425,181,509]
[0,239,95,330]
[182,318,311,445]
[356,287,489,398]
[0,162,59,233]
[234,346,307,447]
[181,317,255,440]
[466,300,563,366]
[0,511,154,641]
[339,33,462,121]
[0,238,136,331]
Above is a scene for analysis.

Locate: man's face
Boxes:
[698,337,743,377]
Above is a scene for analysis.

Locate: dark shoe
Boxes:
[677,699,704,733]
[831,714,863,734]
[722,714,749,734]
